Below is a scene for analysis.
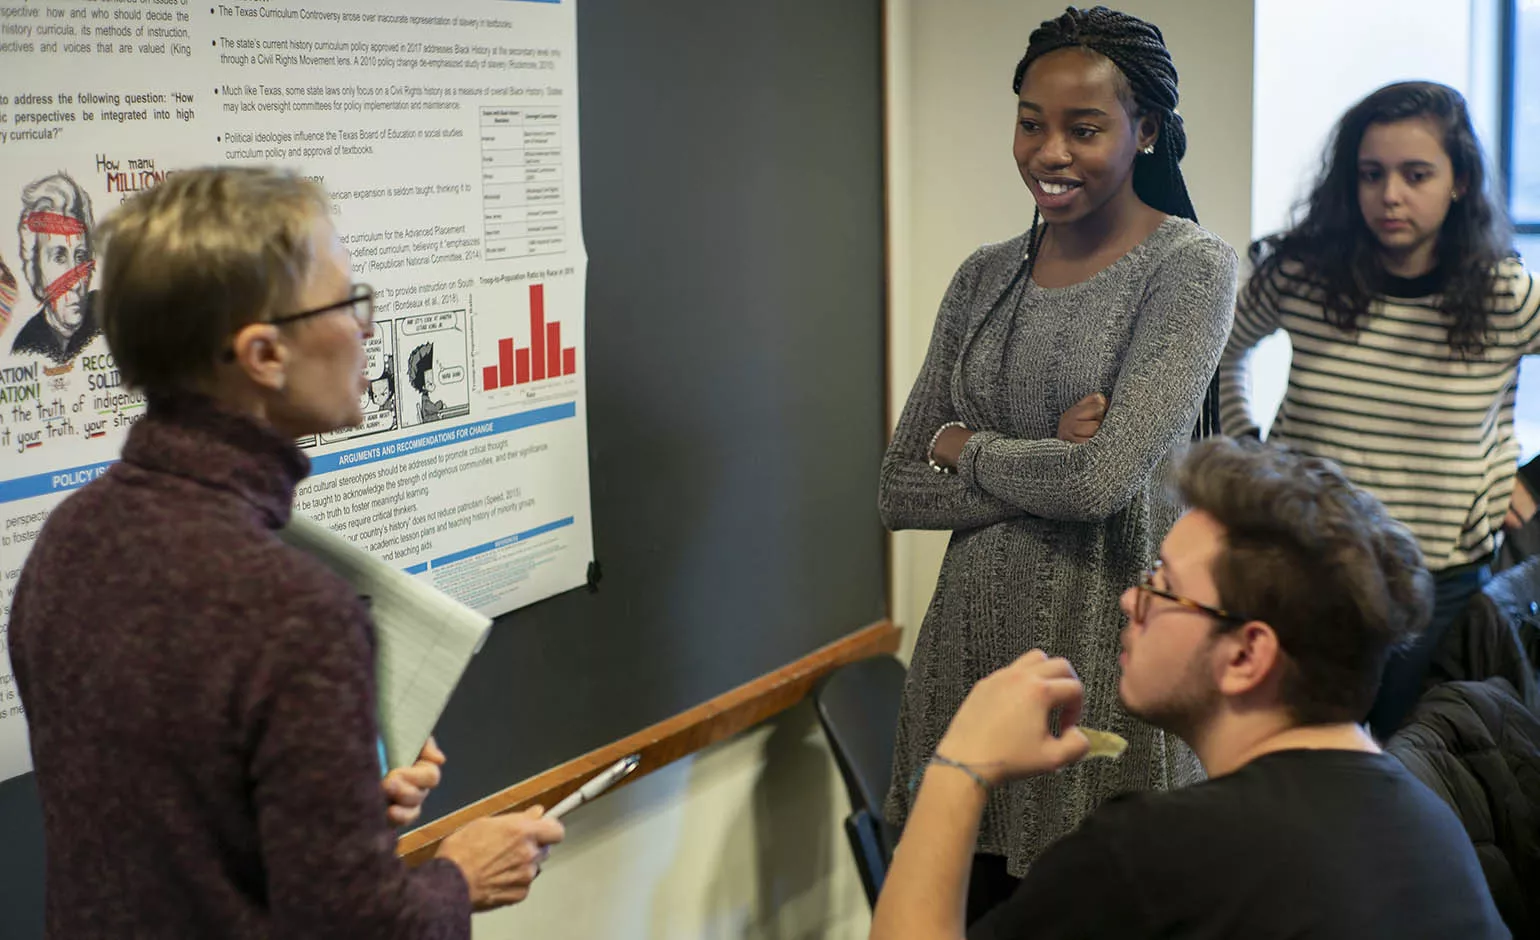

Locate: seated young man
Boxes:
[871,439,1509,940]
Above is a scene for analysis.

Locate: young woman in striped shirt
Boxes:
[1219,81,1540,737]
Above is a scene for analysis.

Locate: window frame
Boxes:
[1503,0,1540,233]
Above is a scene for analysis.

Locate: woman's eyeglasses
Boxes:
[221,284,375,362]
[268,283,375,329]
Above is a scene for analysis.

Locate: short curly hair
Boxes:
[1176,437,1433,724]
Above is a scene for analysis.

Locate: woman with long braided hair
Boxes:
[878,6,1237,917]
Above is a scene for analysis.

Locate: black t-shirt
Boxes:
[969,750,1509,940]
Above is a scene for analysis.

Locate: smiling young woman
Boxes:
[878,6,1238,920]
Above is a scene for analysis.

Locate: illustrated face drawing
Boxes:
[19,174,96,343]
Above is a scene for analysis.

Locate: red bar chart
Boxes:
[482,283,577,390]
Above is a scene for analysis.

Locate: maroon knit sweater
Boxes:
[11,394,471,938]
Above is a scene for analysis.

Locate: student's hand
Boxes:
[936,650,1092,786]
[930,425,974,470]
[438,806,567,910]
[384,737,446,828]
[1505,477,1537,531]
[1057,393,1107,444]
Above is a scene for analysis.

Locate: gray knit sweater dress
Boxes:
[880,216,1238,875]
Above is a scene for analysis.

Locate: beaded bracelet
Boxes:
[927,421,967,475]
[907,751,993,796]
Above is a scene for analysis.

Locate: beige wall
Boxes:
[470,705,872,939]
[887,0,1256,652]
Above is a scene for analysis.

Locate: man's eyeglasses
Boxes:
[268,283,375,329]
[221,284,375,362]
[1134,561,1250,626]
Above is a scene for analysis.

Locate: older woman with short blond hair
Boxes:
[11,166,561,938]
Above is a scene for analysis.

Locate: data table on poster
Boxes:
[481,107,567,261]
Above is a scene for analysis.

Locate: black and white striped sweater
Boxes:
[1220,258,1540,572]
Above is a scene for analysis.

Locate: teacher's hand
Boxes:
[439,806,567,910]
[1057,393,1107,444]
[384,737,446,828]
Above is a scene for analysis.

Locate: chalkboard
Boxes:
[0,0,884,933]
[422,0,886,825]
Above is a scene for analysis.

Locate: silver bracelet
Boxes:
[928,752,992,792]
[927,420,967,474]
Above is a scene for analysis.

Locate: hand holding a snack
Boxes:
[937,650,1124,786]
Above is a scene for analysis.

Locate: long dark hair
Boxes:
[1247,81,1513,355]
[1012,6,1217,434]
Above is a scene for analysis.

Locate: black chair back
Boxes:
[813,654,907,907]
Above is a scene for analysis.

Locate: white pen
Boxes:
[546,754,641,820]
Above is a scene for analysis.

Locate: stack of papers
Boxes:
[280,513,493,770]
